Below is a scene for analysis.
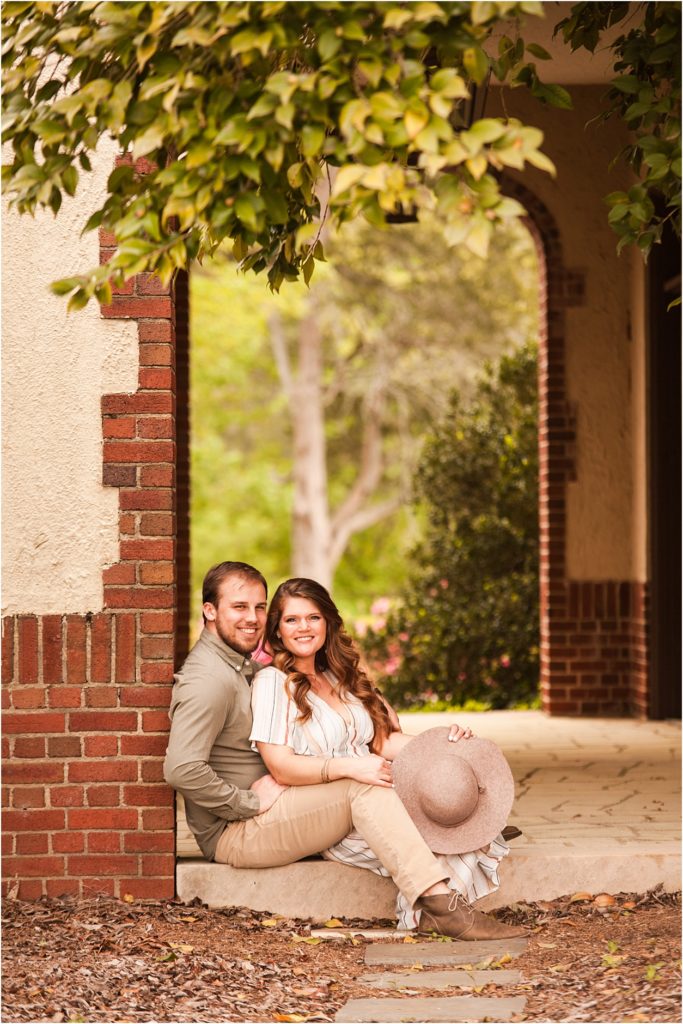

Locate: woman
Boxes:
[249,577,512,930]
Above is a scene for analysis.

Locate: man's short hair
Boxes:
[202,561,268,613]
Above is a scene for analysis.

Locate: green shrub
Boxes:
[362,343,539,709]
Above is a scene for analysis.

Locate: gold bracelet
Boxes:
[321,758,332,783]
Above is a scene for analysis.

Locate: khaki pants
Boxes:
[214,779,447,906]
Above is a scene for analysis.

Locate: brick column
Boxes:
[1,233,189,899]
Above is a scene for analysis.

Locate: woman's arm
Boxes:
[375,722,476,761]
[256,741,393,788]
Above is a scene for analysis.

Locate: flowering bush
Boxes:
[361,344,539,709]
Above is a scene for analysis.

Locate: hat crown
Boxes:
[416,755,480,827]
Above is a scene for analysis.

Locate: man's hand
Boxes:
[250,773,287,814]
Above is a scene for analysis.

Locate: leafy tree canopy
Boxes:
[3,2,678,310]
[2,0,562,309]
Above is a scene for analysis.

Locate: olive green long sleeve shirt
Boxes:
[164,628,268,860]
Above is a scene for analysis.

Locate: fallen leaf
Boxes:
[122,894,135,904]
[273,1014,309,1023]
[179,915,197,922]
[324,918,343,928]
[623,1015,651,1023]
[536,901,554,912]
[549,963,569,973]
[409,963,424,971]
[644,962,665,982]
[291,935,322,945]
[403,935,418,943]
[607,939,621,953]
[169,943,194,953]
[261,918,280,927]
[538,942,557,949]
[569,892,592,903]
[601,953,626,968]
[623,901,636,910]
[594,893,616,907]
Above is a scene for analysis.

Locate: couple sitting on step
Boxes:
[164,560,525,940]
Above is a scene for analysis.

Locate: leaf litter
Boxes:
[1,887,680,1022]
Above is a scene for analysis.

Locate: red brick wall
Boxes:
[506,177,650,718]
[1,234,190,899]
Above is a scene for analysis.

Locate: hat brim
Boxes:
[393,727,515,854]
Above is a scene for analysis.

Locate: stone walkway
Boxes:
[334,936,528,1022]
[176,711,681,915]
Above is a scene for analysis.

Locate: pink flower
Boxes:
[500,654,511,668]
[383,657,401,676]
[373,618,386,632]
[439,579,449,589]
[458,672,467,682]
[354,620,368,638]
[371,597,390,615]
[398,632,409,643]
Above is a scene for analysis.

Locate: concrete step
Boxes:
[357,969,522,989]
[176,843,681,919]
[334,995,526,1022]
[364,940,527,967]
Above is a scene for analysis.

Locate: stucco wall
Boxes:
[2,138,138,615]
[491,85,643,581]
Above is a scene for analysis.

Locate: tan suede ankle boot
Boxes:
[416,892,527,940]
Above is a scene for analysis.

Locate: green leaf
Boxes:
[466,119,507,145]
[524,149,556,176]
[526,42,552,60]
[67,288,90,313]
[62,165,78,196]
[532,82,573,109]
[132,124,165,160]
[318,29,341,61]
[611,75,640,94]
[332,164,366,196]
[301,124,325,158]
[51,276,84,296]
[463,47,489,86]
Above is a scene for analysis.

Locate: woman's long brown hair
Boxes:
[265,578,392,752]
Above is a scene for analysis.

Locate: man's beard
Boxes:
[216,622,261,657]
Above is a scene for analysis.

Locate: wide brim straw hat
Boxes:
[392,726,515,855]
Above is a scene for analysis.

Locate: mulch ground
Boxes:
[2,887,680,1023]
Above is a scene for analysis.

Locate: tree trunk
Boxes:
[290,310,332,588]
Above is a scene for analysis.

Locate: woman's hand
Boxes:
[345,753,393,788]
[448,722,474,742]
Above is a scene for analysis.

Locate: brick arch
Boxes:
[500,176,648,717]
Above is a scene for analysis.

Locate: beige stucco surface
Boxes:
[490,86,643,581]
[2,137,138,616]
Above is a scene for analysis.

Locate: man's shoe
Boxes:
[416,892,527,941]
[501,825,523,841]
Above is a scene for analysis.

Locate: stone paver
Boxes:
[358,969,521,989]
[334,995,526,1022]
[364,939,527,966]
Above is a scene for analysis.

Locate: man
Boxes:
[164,560,525,940]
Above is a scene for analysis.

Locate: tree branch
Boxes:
[329,495,404,571]
[268,309,293,399]
[330,386,387,532]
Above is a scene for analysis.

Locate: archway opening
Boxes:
[185,212,543,713]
